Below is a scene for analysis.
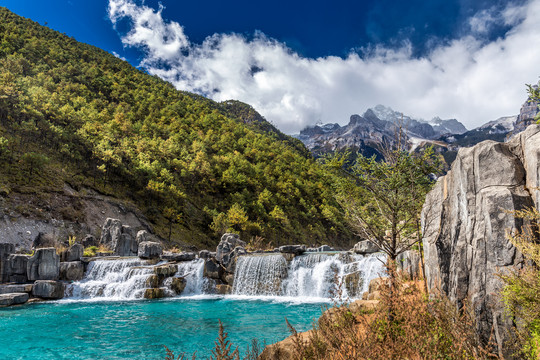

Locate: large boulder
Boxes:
[170,277,186,294]
[100,218,139,256]
[0,292,29,306]
[352,240,379,254]
[7,254,29,283]
[278,245,306,256]
[216,233,246,271]
[161,252,196,262]
[204,258,224,280]
[61,244,83,262]
[0,243,15,283]
[60,261,85,281]
[82,235,97,248]
[138,241,163,259]
[32,280,65,299]
[421,125,540,357]
[27,248,60,281]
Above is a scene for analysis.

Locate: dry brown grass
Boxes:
[279,271,498,360]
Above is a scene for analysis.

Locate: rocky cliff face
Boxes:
[421,124,540,356]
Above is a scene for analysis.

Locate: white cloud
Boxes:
[108,0,540,134]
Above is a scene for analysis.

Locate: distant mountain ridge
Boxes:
[295,105,467,158]
[296,99,539,164]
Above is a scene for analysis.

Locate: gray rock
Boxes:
[352,240,379,254]
[216,233,246,271]
[161,252,196,262]
[62,244,83,262]
[32,232,55,249]
[32,280,65,299]
[100,218,122,246]
[82,235,96,248]
[318,245,335,252]
[7,254,29,283]
[204,258,224,280]
[421,126,540,357]
[278,245,306,255]
[60,261,84,281]
[0,292,29,306]
[170,277,186,294]
[138,241,163,259]
[154,264,177,277]
[198,250,212,260]
[100,218,139,256]
[136,230,150,244]
[27,248,60,281]
[397,250,422,279]
[0,243,15,283]
[0,284,32,295]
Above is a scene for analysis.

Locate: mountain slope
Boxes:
[0,7,350,249]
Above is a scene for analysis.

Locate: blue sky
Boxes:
[1,0,539,133]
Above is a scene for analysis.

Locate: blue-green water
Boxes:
[0,297,324,359]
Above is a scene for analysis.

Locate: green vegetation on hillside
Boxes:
[0,7,351,248]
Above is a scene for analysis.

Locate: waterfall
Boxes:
[232,255,288,296]
[232,252,385,300]
[64,252,385,302]
[167,258,207,295]
[66,258,153,300]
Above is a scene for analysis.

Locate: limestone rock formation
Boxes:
[138,241,163,259]
[0,292,29,306]
[7,254,29,283]
[100,218,139,256]
[352,240,379,254]
[61,243,83,262]
[0,243,15,283]
[170,277,186,294]
[27,248,60,281]
[161,252,196,262]
[32,280,65,299]
[278,245,306,256]
[216,233,246,273]
[421,124,540,356]
[59,261,84,281]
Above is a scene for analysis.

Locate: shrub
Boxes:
[500,207,540,359]
[284,272,495,360]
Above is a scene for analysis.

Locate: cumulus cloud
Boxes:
[108,0,540,134]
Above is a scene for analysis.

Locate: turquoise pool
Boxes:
[0,296,324,359]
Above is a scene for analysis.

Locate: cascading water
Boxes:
[64,251,385,302]
[233,252,385,300]
[232,255,288,296]
[66,258,153,300]
[165,258,207,295]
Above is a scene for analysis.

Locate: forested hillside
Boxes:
[0,8,350,248]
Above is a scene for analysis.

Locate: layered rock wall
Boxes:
[422,124,540,356]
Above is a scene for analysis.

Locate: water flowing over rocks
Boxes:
[422,124,540,356]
